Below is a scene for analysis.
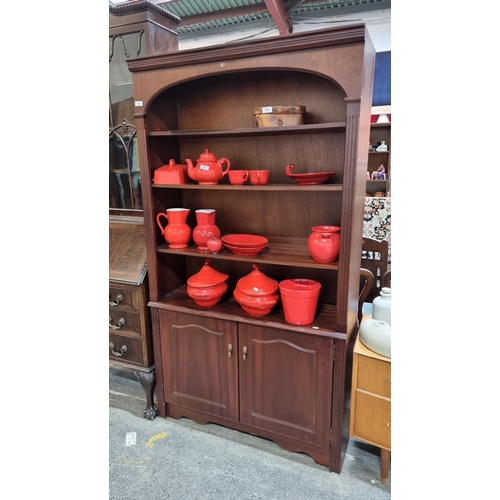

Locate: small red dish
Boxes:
[285,164,336,185]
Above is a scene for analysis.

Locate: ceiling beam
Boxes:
[264,0,293,35]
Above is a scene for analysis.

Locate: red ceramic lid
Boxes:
[197,147,217,162]
[187,259,228,287]
[236,264,278,296]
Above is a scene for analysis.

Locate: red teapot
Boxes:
[186,147,230,185]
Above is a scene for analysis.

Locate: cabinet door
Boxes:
[160,310,239,421]
[239,324,333,449]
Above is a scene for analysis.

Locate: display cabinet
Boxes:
[127,24,375,473]
[366,122,391,196]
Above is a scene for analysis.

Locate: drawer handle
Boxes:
[109,316,125,330]
[109,294,123,307]
[228,344,233,358]
[242,346,247,361]
[109,342,127,357]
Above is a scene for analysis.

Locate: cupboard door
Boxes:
[239,324,333,448]
[160,310,239,421]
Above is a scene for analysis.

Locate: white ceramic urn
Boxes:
[359,318,391,358]
[372,287,391,325]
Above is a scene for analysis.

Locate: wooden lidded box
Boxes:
[254,105,305,127]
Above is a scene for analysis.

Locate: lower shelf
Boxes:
[149,285,344,339]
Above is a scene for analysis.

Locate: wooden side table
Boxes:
[350,328,391,483]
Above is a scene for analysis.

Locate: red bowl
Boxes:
[233,288,279,316]
[187,282,227,308]
[221,234,268,247]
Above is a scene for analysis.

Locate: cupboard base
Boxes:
[165,403,334,470]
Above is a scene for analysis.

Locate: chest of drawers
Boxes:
[350,332,391,483]
[109,216,156,419]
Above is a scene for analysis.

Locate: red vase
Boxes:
[193,209,221,250]
[308,226,340,264]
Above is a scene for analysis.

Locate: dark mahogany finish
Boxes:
[128,24,375,472]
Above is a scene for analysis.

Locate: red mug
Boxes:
[249,170,269,185]
[228,170,249,185]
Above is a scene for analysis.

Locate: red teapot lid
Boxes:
[187,259,228,288]
[236,264,278,296]
[197,147,217,162]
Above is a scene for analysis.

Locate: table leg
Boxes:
[135,368,157,420]
[380,448,391,484]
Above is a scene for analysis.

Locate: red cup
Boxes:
[228,170,249,185]
[249,170,269,185]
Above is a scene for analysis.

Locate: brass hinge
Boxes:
[333,342,336,362]
[330,428,333,444]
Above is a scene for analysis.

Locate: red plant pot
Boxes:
[279,279,321,325]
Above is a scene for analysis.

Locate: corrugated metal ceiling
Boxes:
[156,0,390,37]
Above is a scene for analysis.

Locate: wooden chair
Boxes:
[358,268,374,325]
[361,237,389,304]
[382,270,391,288]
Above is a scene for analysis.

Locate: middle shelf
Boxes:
[157,240,339,270]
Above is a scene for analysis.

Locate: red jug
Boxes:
[156,208,191,248]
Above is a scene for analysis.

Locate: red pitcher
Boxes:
[156,208,191,248]
[193,209,221,251]
[308,226,340,264]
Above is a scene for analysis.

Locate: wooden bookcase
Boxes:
[127,24,375,474]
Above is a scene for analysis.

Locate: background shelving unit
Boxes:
[367,121,391,196]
